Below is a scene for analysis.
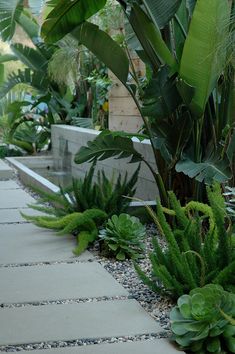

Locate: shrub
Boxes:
[28,161,140,217]
[135,183,235,299]
[0,145,23,158]
[21,208,107,255]
[170,284,235,353]
[99,213,146,260]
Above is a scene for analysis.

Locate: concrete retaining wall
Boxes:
[51,125,158,200]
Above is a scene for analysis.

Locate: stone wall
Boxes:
[52,125,158,201]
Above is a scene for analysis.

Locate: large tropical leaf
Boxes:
[143,0,182,29]
[179,0,230,116]
[142,66,182,119]
[10,44,48,72]
[71,22,129,85]
[41,0,107,43]
[0,0,24,41]
[0,68,48,99]
[0,64,4,84]
[74,130,143,165]
[17,10,40,42]
[130,4,178,71]
[0,54,18,63]
[176,155,232,184]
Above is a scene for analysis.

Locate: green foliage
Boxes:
[170,284,235,353]
[74,130,143,164]
[135,183,235,299]
[28,162,140,217]
[21,208,107,255]
[0,144,22,158]
[41,0,235,204]
[99,213,146,260]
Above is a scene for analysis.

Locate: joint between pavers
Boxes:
[0,295,133,309]
[0,332,168,352]
[0,258,95,268]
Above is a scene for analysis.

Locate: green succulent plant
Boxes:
[170,284,235,354]
[99,213,146,260]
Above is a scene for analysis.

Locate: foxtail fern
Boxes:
[135,183,235,299]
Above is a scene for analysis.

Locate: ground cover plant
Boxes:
[22,208,107,255]
[99,213,146,260]
[135,183,235,299]
[170,284,235,353]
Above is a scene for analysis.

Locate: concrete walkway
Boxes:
[0,165,181,353]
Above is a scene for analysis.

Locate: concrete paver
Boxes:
[0,300,161,345]
[0,339,181,354]
[0,262,128,303]
[0,224,93,264]
[0,208,44,223]
[0,180,20,189]
[0,189,35,208]
[0,159,13,179]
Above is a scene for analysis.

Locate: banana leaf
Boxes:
[0,68,49,99]
[131,4,178,72]
[41,0,107,43]
[74,130,143,165]
[179,0,230,116]
[17,10,40,42]
[11,44,48,72]
[143,0,182,29]
[0,0,24,41]
[71,22,129,85]
[0,54,18,63]
[176,155,232,184]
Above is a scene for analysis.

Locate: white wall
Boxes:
[52,125,158,200]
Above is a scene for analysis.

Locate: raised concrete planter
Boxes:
[6,156,60,195]
[51,125,158,200]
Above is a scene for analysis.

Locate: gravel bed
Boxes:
[89,224,173,332]
[0,168,174,352]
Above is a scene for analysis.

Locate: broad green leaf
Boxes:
[11,44,48,72]
[142,66,182,119]
[71,22,129,85]
[17,10,40,42]
[175,155,232,184]
[74,130,143,165]
[179,0,230,116]
[71,117,93,129]
[143,0,182,29]
[0,54,18,63]
[116,251,126,260]
[0,0,24,41]
[131,5,178,71]
[206,337,221,353]
[176,78,195,105]
[224,337,235,353]
[0,68,48,99]
[0,64,4,84]
[41,0,107,43]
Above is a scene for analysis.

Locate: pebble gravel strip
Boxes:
[0,333,168,352]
